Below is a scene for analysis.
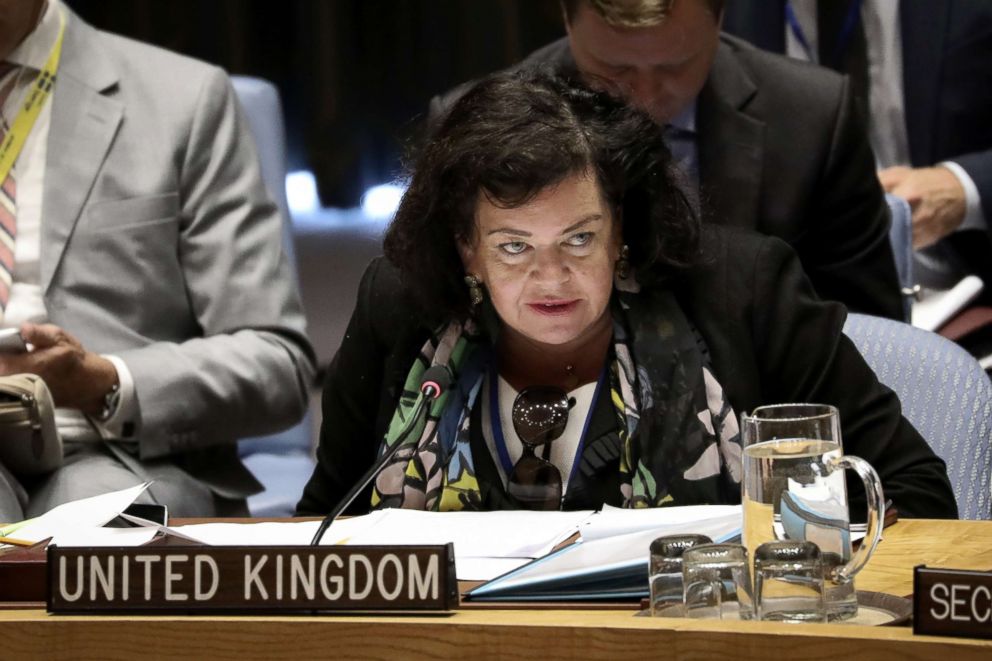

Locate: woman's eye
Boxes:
[499,241,528,255]
[566,232,593,247]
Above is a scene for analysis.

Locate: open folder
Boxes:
[467,506,741,601]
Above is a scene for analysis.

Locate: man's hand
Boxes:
[0,323,118,414]
[878,165,967,249]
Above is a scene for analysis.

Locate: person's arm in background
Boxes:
[113,68,316,459]
[879,151,990,249]
[750,235,957,519]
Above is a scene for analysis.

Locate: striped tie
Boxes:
[0,64,18,314]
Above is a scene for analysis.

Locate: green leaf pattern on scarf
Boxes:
[370,290,742,512]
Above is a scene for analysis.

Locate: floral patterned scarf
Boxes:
[370,287,742,511]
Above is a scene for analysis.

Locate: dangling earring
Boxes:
[465,274,484,307]
[615,244,631,280]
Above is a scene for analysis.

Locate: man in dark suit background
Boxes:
[429,0,903,320]
[723,0,992,290]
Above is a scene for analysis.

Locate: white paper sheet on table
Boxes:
[334,509,595,559]
[580,504,742,542]
[168,510,590,562]
[164,507,741,582]
[47,526,159,547]
[172,519,329,546]
[457,557,533,581]
[12,482,150,544]
[112,505,750,585]
[163,510,589,581]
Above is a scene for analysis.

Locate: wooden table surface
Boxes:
[856,519,992,596]
[0,518,990,660]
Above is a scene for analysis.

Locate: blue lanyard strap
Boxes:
[785,0,863,66]
[490,367,515,474]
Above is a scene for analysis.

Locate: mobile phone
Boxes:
[0,328,26,353]
[119,503,169,526]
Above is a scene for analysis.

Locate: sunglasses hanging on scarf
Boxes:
[507,385,574,510]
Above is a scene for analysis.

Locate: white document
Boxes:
[581,504,742,542]
[457,557,534,581]
[335,509,595,560]
[11,482,151,544]
[101,505,742,586]
[168,511,397,547]
[173,519,329,546]
[912,275,984,331]
[46,527,159,547]
[162,510,589,581]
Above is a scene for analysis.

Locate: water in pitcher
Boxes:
[743,439,858,620]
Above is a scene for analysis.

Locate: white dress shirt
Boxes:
[784,0,985,232]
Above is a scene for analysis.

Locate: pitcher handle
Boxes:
[829,454,885,581]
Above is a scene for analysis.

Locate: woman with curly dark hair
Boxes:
[297,71,955,519]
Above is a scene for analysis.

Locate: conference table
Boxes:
[0,519,990,659]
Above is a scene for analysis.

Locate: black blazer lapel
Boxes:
[697,41,764,230]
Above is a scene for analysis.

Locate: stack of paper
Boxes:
[4,483,157,548]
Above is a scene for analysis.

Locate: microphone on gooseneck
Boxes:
[309,364,454,546]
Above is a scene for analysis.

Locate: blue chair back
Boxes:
[886,193,914,322]
[844,313,992,519]
[230,75,297,268]
[231,75,315,515]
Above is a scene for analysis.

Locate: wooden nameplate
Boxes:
[47,543,458,614]
[914,565,992,639]
[0,538,50,604]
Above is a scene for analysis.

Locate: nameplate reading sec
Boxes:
[914,565,992,639]
[46,544,458,614]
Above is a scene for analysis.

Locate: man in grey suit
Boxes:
[429,0,903,320]
[0,0,316,519]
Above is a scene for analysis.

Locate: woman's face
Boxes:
[460,169,622,349]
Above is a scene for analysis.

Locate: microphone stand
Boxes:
[310,369,450,545]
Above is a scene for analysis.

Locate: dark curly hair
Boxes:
[384,69,700,324]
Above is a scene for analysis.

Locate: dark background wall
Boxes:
[69,0,564,206]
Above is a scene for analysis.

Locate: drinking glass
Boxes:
[649,534,713,616]
[754,540,826,622]
[740,403,884,621]
[682,543,754,620]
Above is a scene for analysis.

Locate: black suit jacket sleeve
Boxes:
[296,259,417,516]
[787,74,903,321]
[748,236,957,519]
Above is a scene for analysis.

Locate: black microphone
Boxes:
[310,364,454,545]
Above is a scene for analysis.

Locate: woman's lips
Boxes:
[527,300,580,316]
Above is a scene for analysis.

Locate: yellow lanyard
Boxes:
[0,8,66,183]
